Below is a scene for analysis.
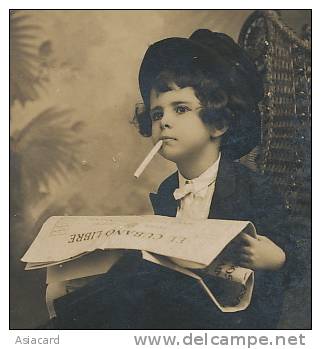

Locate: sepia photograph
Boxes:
[9,9,311,331]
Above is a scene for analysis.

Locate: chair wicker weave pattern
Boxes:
[238,10,311,221]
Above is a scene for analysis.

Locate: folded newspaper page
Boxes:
[22,215,256,268]
[142,251,254,312]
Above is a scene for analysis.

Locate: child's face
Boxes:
[150,85,215,164]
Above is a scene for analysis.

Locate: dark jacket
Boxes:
[146,155,291,327]
[51,156,291,329]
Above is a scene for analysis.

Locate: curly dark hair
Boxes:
[133,65,259,154]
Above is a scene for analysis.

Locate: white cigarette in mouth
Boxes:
[134,140,163,178]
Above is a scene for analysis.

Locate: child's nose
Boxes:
[160,109,173,129]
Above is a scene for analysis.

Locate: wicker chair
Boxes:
[238,10,311,329]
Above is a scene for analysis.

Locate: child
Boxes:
[51,29,291,330]
[131,29,290,328]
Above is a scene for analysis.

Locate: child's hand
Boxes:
[237,233,286,271]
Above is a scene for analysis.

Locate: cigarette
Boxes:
[134,140,163,178]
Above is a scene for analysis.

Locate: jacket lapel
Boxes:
[149,172,179,217]
[208,156,236,219]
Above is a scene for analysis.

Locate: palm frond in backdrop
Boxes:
[11,108,85,205]
[10,11,43,106]
[10,11,86,207]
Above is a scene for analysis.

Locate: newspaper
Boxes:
[22,215,256,267]
[22,215,257,313]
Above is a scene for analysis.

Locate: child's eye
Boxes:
[150,110,163,121]
[175,105,191,114]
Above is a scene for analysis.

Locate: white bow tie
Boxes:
[173,180,215,200]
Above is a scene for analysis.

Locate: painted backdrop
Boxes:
[10,10,310,329]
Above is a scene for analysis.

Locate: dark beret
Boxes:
[139,29,263,105]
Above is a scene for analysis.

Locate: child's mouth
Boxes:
[163,138,176,143]
[159,136,177,142]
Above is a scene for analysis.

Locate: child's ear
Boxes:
[209,125,229,139]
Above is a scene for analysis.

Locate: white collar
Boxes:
[175,153,221,199]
